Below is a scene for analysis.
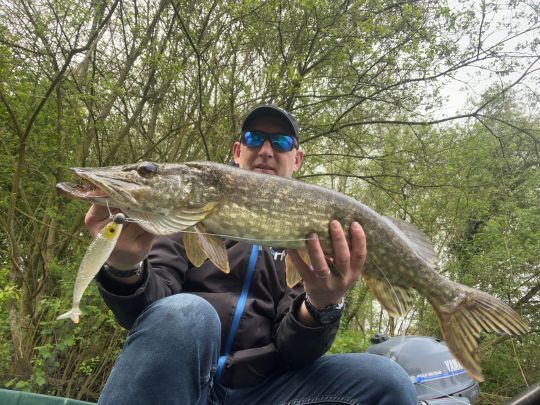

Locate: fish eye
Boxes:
[137,162,157,178]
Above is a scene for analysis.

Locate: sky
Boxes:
[435,0,539,119]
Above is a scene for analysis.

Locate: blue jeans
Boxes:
[98,294,417,405]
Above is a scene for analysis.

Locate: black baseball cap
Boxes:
[241,104,300,142]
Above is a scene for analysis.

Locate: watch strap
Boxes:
[304,293,344,324]
[103,262,143,278]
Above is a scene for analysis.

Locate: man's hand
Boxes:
[85,205,155,270]
[288,220,366,324]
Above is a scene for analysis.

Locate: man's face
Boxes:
[233,116,304,178]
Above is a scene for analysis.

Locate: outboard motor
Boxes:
[366,335,480,404]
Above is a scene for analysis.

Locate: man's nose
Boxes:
[258,139,274,157]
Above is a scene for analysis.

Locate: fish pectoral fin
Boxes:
[435,286,530,383]
[363,271,415,318]
[183,224,230,273]
[284,249,311,288]
[183,228,208,267]
[285,255,302,288]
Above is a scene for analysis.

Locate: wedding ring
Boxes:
[312,267,331,279]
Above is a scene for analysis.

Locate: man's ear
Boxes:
[292,148,304,172]
[233,141,242,165]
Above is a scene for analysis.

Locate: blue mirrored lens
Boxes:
[271,135,294,152]
[243,131,295,152]
[244,131,266,148]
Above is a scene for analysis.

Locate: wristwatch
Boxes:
[103,262,143,278]
[304,293,345,325]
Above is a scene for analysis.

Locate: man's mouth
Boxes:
[254,164,275,173]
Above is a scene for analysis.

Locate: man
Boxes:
[87,105,417,404]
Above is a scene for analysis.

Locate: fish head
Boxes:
[57,162,208,213]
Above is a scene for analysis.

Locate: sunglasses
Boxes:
[241,130,298,152]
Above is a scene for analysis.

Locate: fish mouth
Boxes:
[56,181,110,204]
[56,167,139,207]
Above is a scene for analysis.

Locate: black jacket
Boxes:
[96,233,340,388]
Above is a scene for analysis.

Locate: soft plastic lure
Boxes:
[57,213,126,323]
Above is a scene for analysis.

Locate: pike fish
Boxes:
[57,213,126,323]
[56,161,529,381]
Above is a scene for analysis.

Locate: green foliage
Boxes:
[329,328,370,355]
[3,283,124,399]
[478,335,540,401]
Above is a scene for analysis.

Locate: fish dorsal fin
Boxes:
[363,257,416,317]
[285,249,311,288]
[387,217,437,268]
[126,203,218,235]
[183,224,230,273]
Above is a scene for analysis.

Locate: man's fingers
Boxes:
[329,220,350,274]
[349,221,367,277]
[137,231,156,248]
[85,205,121,225]
[122,222,155,248]
[82,205,155,269]
[85,205,111,235]
[306,233,332,277]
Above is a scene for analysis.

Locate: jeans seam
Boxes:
[201,364,218,404]
[204,365,218,386]
[277,396,360,405]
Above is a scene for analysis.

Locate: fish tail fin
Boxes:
[57,307,81,324]
[435,285,529,382]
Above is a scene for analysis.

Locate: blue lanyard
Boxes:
[215,244,259,382]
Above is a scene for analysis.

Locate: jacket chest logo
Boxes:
[268,247,285,261]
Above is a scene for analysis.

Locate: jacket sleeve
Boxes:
[95,233,188,329]
[273,289,341,368]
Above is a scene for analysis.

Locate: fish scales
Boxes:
[56,160,529,382]
[202,163,378,252]
[207,164,439,287]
